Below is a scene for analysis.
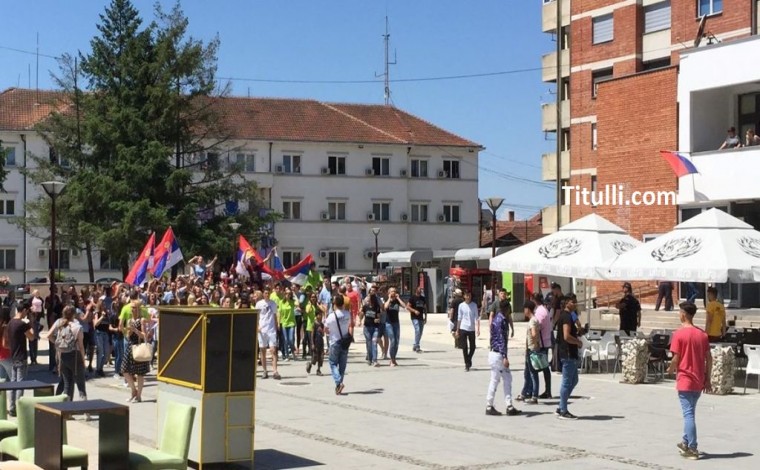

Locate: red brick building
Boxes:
[540,0,760,302]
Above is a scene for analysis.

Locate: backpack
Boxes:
[55,322,78,353]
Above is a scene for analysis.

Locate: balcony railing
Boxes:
[542,0,570,33]
[678,146,760,204]
[541,151,570,181]
[541,49,570,83]
[541,100,570,132]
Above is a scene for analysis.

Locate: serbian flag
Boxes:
[237,235,277,278]
[660,150,699,177]
[272,249,286,280]
[152,227,184,278]
[284,254,314,286]
[125,233,155,286]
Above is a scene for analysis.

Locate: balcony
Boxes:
[542,0,570,33]
[541,100,570,132]
[678,147,760,204]
[541,151,570,181]
[541,205,570,234]
[541,49,569,83]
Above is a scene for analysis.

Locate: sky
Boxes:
[0,0,557,220]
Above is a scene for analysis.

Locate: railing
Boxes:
[577,285,660,309]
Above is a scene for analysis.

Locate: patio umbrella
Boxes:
[603,208,760,283]
[489,213,641,278]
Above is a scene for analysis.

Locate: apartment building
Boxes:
[0,88,481,281]
[541,0,760,305]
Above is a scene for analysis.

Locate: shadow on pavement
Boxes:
[254,449,324,469]
[699,452,753,460]
[348,388,384,395]
[577,415,625,421]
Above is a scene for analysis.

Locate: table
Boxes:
[34,399,129,470]
[0,380,54,396]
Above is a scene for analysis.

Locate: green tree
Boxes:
[25,0,268,281]
[0,142,8,191]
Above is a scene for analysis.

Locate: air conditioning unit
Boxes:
[367,213,376,221]
[293,166,301,174]
[365,168,375,176]
[400,169,408,177]
[319,250,328,259]
[437,170,447,178]
[275,165,284,173]
[320,211,330,220]
[437,214,446,222]
[38,249,46,258]
[321,167,329,175]
[364,250,375,259]
[400,212,409,222]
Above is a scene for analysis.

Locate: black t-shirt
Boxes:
[109,311,123,339]
[408,295,427,321]
[450,298,463,321]
[556,311,578,360]
[551,294,562,316]
[362,302,380,327]
[94,310,112,333]
[386,299,401,324]
[618,294,640,330]
[8,318,31,362]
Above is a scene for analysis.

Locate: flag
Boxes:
[152,227,184,278]
[237,235,278,279]
[660,150,699,177]
[284,254,314,286]
[125,233,155,286]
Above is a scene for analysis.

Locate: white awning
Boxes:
[433,250,456,259]
[377,250,433,266]
[454,247,510,261]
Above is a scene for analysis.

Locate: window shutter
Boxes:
[644,1,671,34]
[592,14,614,44]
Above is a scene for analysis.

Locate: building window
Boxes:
[372,202,390,221]
[592,68,614,98]
[561,129,571,151]
[282,154,301,173]
[644,1,671,33]
[282,200,301,220]
[328,156,346,175]
[698,0,722,17]
[328,202,346,220]
[442,204,460,223]
[372,157,390,176]
[443,160,460,179]
[560,77,570,101]
[0,249,15,270]
[591,176,598,206]
[642,57,671,71]
[282,251,302,268]
[234,153,256,172]
[411,159,428,178]
[2,146,16,167]
[203,152,220,171]
[0,198,15,216]
[560,26,570,50]
[591,123,598,150]
[592,13,614,44]
[56,249,70,270]
[327,251,346,271]
[99,251,121,270]
[411,203,428,222]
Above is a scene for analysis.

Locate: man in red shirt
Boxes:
[346,283,361,327]
[666,301,711,460]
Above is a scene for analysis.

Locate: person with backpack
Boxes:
[6,301,35,416]
[44,305,87,402]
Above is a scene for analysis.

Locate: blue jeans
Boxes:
[385,322,400,360]
[283,326,296,357]
[0,358,12,380]
[521,352,540,398]
[363,324,379,363]
[113,336,124,375]
[95,330,110,373]
[686,282,698,303]
[412,318,425,350]
[10,362,28,413]
[328,343,349,386]
[559,358,579,413]
[678,391,701,449]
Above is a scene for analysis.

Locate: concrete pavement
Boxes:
[5,315,758,469]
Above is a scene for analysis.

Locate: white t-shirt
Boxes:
[255,299,278,333]
[457,301,479,332]
[325,309,351,343]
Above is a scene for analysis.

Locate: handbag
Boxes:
[132,342,153,362]
[529,350,550,371]
[334,311,353,350]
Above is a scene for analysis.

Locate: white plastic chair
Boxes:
[586,330,603,342]
[743,344,760,394]
[597,331,618,373]
[579,336,598,373]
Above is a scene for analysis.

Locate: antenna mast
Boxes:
[375,16,396,106]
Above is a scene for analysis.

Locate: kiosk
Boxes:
[156,307,258,469]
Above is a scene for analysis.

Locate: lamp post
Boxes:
[229,222,241,268]
[484,197,504,258]
[41,181,66,300]
[371,227,380,275]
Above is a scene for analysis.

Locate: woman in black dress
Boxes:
[120,302,150,403]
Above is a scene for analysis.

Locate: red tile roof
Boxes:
[480,213,544,246]
[1,88,480,148]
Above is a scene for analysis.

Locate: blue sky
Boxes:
[0,0,556,219]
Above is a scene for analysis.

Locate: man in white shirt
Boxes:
[255,289,280,380]
[456,291,480,371]
[325,295,353,395]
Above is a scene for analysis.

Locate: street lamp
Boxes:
[484,197,505,258]
[41,181,66,300]
[371,227,380,275]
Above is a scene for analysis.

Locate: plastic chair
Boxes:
[0,380,18,441]
[743,344,760,394]
[586,330,603,342]
[579,336,598,373]
[128,402,196,470]
[0,394,89,469]
[597,331,618,373]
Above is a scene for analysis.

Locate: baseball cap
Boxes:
[622,282,632,290]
